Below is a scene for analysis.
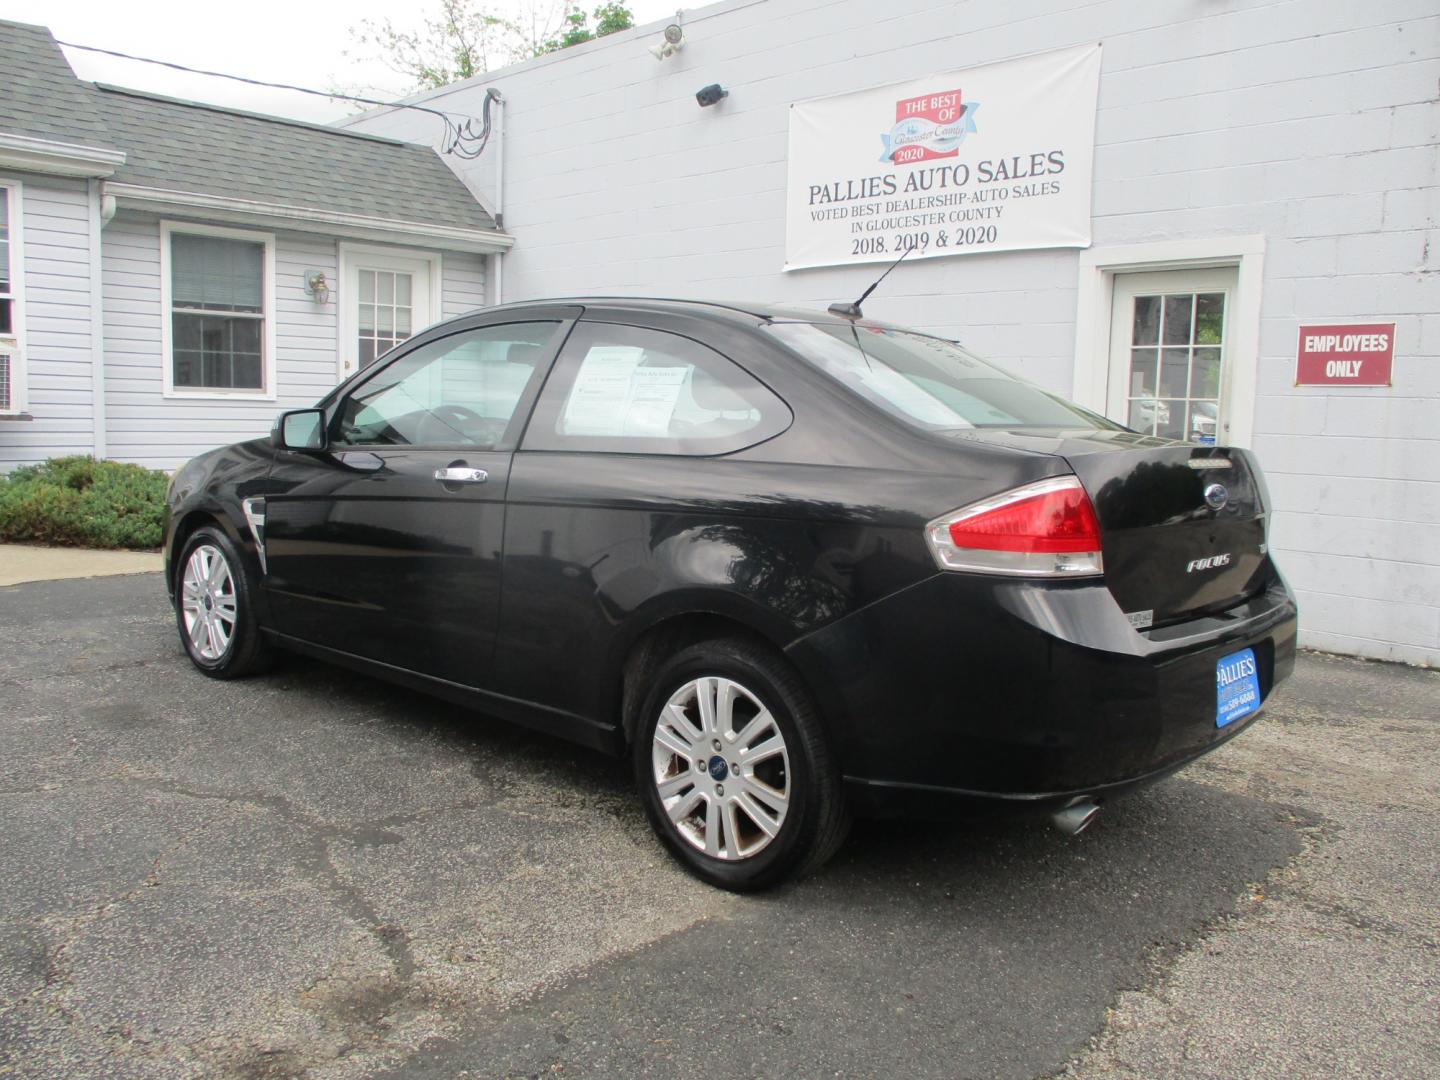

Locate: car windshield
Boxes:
[768,322,1118,431]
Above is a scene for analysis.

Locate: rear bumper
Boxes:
[785,570,1297,819]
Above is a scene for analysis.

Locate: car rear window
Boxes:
[768,322,1117,431]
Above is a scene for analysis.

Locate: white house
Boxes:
[0,18,510,469]
[339,0,1437,666]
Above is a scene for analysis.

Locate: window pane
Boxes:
[1187,400,1219,444]
[359,271,375,303]
[1162,295,1192,345]
[1127,348,1158,397]
[1195,294,1225,344]
[1159,347,1190,398]
[1156,399,1186,441]
[172,312,264,389]
[377,272,394,305]
[769,323,1100,432]
[171,234,263,312]
[335,322,558,447]
[395,274,412,305]
[0,298,10,335]
[1127,399,1163,436]
[1131,295,1160,346]
[0,189,9,293]
[538,324,791,452]
[1191,347,1222,398]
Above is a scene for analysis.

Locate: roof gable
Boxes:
[0,19,114,149]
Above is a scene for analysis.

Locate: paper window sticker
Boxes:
[624,366,689,436]
[562,347,645,435]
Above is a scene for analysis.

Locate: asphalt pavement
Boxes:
[0,573,1435,1079]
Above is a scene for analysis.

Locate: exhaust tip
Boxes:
[1052,797,1101,837]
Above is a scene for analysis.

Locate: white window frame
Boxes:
[0,178,27,415]
[1072,236,1266,448]
[160,220,277,400]
[336,242,443,381]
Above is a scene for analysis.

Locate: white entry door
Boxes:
[1106,268,1238,445]
[338,248,436,379]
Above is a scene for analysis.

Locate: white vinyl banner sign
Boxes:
[784,44,1103,271]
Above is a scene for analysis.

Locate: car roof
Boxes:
[466,296,919,331]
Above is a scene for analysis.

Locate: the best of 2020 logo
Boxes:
[879,90,980,165]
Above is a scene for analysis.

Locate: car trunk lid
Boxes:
[1058,435,1270,627]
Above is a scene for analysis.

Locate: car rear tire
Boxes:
[175,524,273,679]
[632,638,849,891]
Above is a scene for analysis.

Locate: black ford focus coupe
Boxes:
[164,298,1296,890]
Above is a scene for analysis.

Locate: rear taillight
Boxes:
[925,475,1104,577]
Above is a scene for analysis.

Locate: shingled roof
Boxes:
[0,18,496,235]
[92,85,495,231]
[0,20,114,148]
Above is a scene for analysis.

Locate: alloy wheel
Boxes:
[650,676,791,860]
[180,543,238,662]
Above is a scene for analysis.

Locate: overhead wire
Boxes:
[55,39,497,159]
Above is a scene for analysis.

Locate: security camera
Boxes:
[695,83,728,108]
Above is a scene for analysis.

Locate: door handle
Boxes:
[434,467,488,484]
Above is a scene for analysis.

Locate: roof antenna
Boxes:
[827,244,916,319]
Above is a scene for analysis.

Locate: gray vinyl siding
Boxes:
[442,251,487,318]
[0,173,96,469]
[101,213,485,470]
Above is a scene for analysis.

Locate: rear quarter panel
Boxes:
[494,452,941,724]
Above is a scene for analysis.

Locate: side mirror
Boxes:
[273,409,327,452]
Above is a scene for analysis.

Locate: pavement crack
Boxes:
[122,777,423,1051]
[0,657,173,688]
[23,802,234,1059]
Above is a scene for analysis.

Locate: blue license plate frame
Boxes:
[1216,647,1262,728]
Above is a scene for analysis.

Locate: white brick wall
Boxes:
[347,0,1439,664]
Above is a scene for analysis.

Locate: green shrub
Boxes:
[0,456,169,549]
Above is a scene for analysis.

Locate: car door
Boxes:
[262,310,578,687]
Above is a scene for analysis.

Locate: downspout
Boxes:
[88,180,112,460]
[491,90,505,305]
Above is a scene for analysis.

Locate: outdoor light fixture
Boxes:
[303,269,331,303]
[696,83,728,107]
[649,22,683,60]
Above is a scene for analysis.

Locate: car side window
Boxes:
[523,322,790,455]
[332,322,559,448]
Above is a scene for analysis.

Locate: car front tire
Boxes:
[175,524,273,679]
[633,638,849,891]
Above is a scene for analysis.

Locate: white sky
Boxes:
[2,0,685,124]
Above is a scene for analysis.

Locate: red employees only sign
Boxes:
[1296,323,1395,386]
